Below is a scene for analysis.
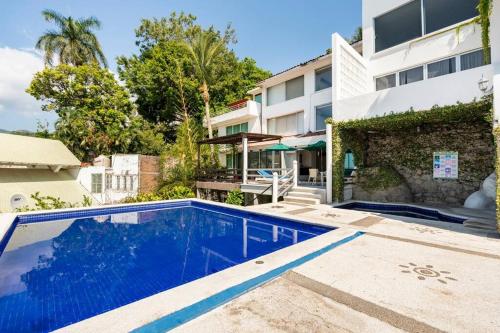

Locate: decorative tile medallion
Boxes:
[399,262,457,284]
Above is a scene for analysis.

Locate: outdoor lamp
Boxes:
[478,75,490,93]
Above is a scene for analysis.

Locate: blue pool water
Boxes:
[0,201,332,332]
[336,202,466,224]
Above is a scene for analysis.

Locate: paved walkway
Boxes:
[174,203,500,333]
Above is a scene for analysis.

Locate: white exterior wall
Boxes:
[77,166,106,204]
[211,101,262,133]
[333,0,493,121]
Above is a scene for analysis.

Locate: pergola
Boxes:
[197,132,282,185]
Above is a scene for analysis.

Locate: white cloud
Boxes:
[0,47,57,130]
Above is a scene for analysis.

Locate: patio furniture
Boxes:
[308,168,319,183]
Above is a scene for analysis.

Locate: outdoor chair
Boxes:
[308,168,319,183]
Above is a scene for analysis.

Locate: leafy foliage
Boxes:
[16,192,92,212]
[225,189,244,206]
[36,9,107,67]
[26,64,164,161]
[355,167,404,193]
[117,12,270,141]
[122,185,194,203]
[494,127,500,231]
[328,100,493,202]
[477,0,493,64]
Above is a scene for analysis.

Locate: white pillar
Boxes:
[280,151,285,170]
[272,172,279,204]
[293,160,298,188]
[243,137,248,184]
[326,123,333,204]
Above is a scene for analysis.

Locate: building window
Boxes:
[267,76,304,106]
[427,58,456,78]
[116,175,120,190]
[267,112,304,135]
[399,66,423,85]
[123,176,127,191]
[285,76,304,100]
[375,73,396,91]
[460,49,487,71]
[315,66,332,91]
[424,0,478,34]
[226,122,248,135]
[129,177,134,191]
[91,174,102,193]
[315,104,332,131]
[105,174,112,190]
[375,0,422,52]
[254,93,262,104]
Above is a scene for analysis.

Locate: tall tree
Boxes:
[184,30,225,142]
[27,64,164,160]
[36,9,107,67]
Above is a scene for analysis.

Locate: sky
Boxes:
[0,0,361,131]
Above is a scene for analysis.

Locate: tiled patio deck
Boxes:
[173,203,500,333]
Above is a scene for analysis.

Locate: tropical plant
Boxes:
[158,185,195,199]
[16,192,92,211]
[36,9,107,67]
[225,189,244,206]
[184,30,226,144]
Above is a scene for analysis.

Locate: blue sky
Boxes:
[0,0,361,131]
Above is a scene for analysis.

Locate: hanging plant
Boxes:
[477,0,493,64]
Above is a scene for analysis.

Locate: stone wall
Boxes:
[365,121,494,206]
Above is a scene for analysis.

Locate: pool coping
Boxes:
[333,200,469,223]
[0,199,359,333]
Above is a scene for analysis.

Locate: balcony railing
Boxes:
[196,168,242,183]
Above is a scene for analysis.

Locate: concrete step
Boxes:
[287,191,322,200]
[283,196,321,205]
[293,187,326,194]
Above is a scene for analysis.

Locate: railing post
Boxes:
[272,172,279,204]
[293,160,298,188]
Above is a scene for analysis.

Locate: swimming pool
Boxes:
[336,202,466,224]
[0,201,332,332]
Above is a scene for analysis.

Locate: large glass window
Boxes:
[267,112,304,135]
[315,66,332,91]
[226,122,248,135]
[91,174,102,193]
[399,66,423,85]
[105,174,112,190]
[427,58,456,78]
[424,0,479,34]
[254,93,262,104]
[375,0,422,52]
[285,76,304,100]
[375,73,396,91]
[315,104,332,131]
[267,83,285,106]
[461,49,487,71]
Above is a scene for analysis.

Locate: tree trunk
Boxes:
[201,81,215,161]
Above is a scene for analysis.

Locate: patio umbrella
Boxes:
[265,143,296,170]
[304,140,326,171]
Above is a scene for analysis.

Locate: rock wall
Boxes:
[365,121,494,206]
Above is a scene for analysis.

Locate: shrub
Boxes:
[16,192,93,212]
[158,185,195,200]
[226,189,244,206]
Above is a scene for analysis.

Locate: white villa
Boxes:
[199,0,499,207]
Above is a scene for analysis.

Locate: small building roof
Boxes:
[0,133,80,168]
[198,133,282,145]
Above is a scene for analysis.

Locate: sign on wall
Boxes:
[433,152,458,179]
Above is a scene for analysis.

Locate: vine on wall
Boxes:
[478,0,493,64]
[327,100,493,204]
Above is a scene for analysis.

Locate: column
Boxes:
[243,136,248,184]
[326,123,333,203]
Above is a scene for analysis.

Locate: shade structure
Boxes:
[265,143,296,151]
[304,140,326,151]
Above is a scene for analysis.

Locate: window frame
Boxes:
[315,103,332,132]
[91,173,103,194]
[315,66,332,92]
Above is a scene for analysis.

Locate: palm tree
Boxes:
[36,9,107,67]
[185,31,225,142]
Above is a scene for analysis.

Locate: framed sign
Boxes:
[433,151,458,179]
